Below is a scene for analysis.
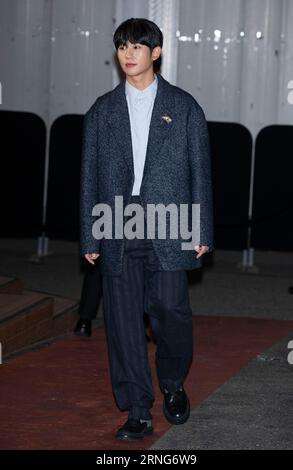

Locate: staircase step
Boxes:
[0,291,53,357]
[0,276,23,294]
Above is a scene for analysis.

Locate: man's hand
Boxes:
[194,245,209,258]
[85,253,100,265]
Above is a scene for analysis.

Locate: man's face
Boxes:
[117,40,161,77]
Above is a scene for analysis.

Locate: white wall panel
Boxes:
[177,0,293,136]
[0,0,292,132]
[149,0,180,84]
[177,0,244,123]
[0,0,52,117]
[0,0,115,125]
[239,0,283,137]
[49,0,115,124]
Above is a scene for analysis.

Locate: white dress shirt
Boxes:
[125,73,158,195]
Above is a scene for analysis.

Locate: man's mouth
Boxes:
[125,63,137,67]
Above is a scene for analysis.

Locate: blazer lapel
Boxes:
[140,74,174,191]
[107,82,134,175]
[107,73,175,188]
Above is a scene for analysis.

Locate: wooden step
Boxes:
[0,288,80,360]
[0,276,23,294]
[0,291,53,357]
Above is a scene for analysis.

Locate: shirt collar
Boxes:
[125,73,158,101]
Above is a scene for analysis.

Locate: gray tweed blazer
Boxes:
[80,72,213,275]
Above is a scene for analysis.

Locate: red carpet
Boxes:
[0,315,293,450]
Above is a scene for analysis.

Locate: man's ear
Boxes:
[152,46,162,61]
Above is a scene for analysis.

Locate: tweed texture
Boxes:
[80,73,213,275]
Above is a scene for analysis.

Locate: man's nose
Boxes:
[125,47,134,59]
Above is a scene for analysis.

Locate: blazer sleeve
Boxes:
[187,99,214,252]
[79,106,101,256]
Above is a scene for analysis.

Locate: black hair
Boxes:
[113,17,163,52]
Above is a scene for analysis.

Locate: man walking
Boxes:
[80,17,213,441]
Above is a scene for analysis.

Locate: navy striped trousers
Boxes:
[102,196,193,420]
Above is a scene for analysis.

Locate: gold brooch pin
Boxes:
[161,114,172,124]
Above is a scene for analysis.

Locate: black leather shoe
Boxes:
[115,418,153,441]
[74,319,92,337]
[162,386,190,425]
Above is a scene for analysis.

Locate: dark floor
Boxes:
[0,237,293,449]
